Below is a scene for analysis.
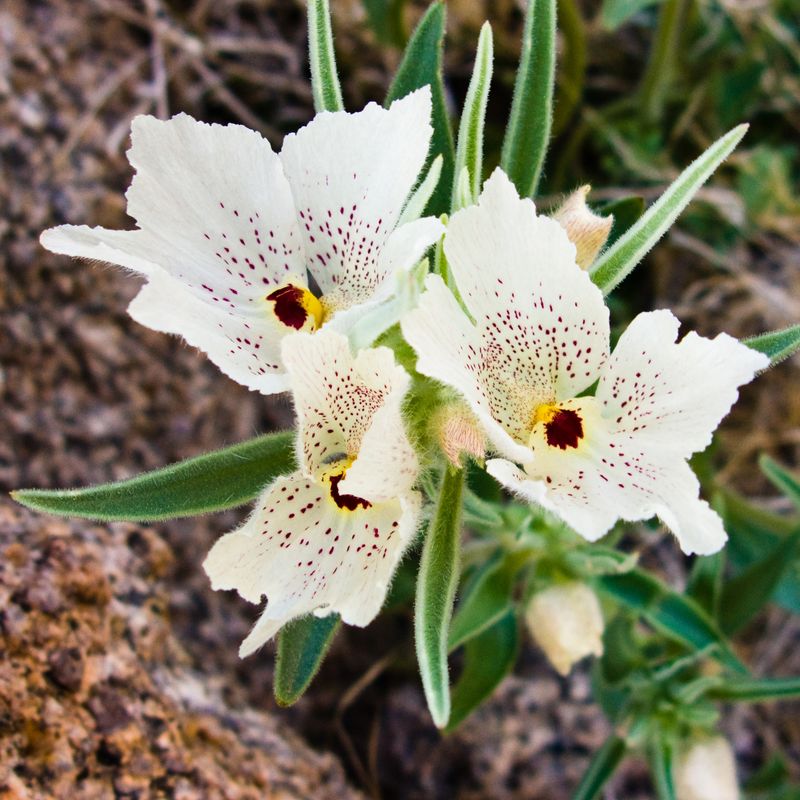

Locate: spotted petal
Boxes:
[281,329,412,484]
[596,309,769,458]
[129,268,289,394]
[487,426,728,555]
[403,170,610,460]
[204,471,420,656]
[403,273,535,464]
[43,114,307,313]
[280,88,433,314]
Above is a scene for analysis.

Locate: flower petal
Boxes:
[322,214,444,339]
[125,114,307,308]
[402,274,534,463]
[42,115,309,319]
[443,169,611,403]
[128,268,289,394]
[281,329,411,478]
[203,471,420,656]
[280,88,433,313]
[337,377,418,503]
[487,413,728,555]
[597,309,769,458]
[40,225,165,278]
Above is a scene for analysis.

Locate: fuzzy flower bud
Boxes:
[673,736,739,800]
[435,404,486,468]
[525,582,604,675]
[552,185,613,270]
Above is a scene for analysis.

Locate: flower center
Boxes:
[533,403,584,450]
[322,456,372,511]
[266,284,324,331]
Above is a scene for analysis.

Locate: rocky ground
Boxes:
[2,0,799,798]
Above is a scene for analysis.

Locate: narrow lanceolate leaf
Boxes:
[718,528,800,635]
[761,455,800,511]
[452,22,493,210]
[307,0,344,112]
[572,734,627,800]
[448,552,515,651]
[590,124,748,295]
[274,614,341,706]
[445,610,518,732]
[12,431,295,522]
[708,676,800,703]
[415,466,464,728]
[399,154,444,226]
[386,1,455,216]
[597,569,747,674]
[649,737,677,800]
[500,0,557,198]
[744,325,800,368]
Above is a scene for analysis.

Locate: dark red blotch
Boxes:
[267,285,308,330]
[329,472,372,511]
[545,409,584,450]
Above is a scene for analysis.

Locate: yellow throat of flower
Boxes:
[320,455,372,512]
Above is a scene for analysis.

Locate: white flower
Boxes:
[525,582,604,675]
[40,89,443,395]
[203,329,420,656]
[402,169,768,555]
[673,736,739,800]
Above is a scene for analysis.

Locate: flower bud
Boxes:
[525,582,604,675]
[435,404,486,468]
[673,736,739,800]
[552,186,613,270]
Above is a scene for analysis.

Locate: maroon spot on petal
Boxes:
[329,472,371,511]
[544,409,584,450]
[266,285,307,330]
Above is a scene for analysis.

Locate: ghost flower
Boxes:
[204,329,420,656]
[402,170,767,555]
[40,89,442,394]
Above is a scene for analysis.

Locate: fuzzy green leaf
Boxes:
[12,431,296,522]
[597,569,746,673]
[399,155,444,226]
[445,610,518,731]
[386,1,455,215]
[307,0,344,112]
[452,22,493,209]
[572,734,627,800]
[274,614,340,706]
[500,0,557,198]
[708,676,800,703]
[744,325,800,368]
[448,552,515,651]
[590,124,748,295]
[415,467,464,728]
[719,528,800,635]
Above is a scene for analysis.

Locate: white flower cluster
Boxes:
[42,89,766,655]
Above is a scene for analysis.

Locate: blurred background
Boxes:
[1,0,798,797]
